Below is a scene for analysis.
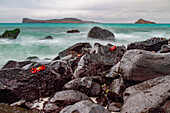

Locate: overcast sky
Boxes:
[0,0,170,23]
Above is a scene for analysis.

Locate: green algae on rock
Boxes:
[0,28,20,39]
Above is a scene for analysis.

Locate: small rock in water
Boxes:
[67,29,80,33]
[0,28,20,39]
[26,56,40,61]
[42,35,53,40]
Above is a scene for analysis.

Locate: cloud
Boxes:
[0,0,170,23]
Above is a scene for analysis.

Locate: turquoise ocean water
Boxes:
[0,23,170,68]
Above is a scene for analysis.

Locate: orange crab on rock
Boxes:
[30,64,46,74]
[109,45,117,51]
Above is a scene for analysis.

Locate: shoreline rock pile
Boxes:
[0,28,170,113]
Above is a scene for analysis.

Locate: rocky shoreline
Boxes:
[0,27,170,113]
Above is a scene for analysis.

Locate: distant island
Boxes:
[135,18,156,24]
[22,18,97,23]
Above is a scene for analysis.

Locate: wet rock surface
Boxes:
[0,28,20,39]
[127,37,168,52]
[0,40,170,113]
[43,102,60,113]
[0,61,72,104]
[159,44,170,53]
[96,95,108,107]
[49,90,89,107]
[43,35,53,40]
[107,77,126,102]
[63,77,92,93]
[58,42,92,58]
[2,60,34,69]
[112,49,170,82]
[121,76,170,113]
[67,29,80,33]
[107,102,122,112]
[88,26,115,40]
[74,43,126,78]
[0,103,37,113]
[60,100,111,113]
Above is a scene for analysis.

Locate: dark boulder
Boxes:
[0,61,72,104]
[88,26,115,40]
[107,77,126,102]
[159,44,170,53]
[63,77,93,93]
[63,77,102,97]
[107,102,122,112]
[43,35,53,40]
[2,60,33,69]
[49,90,89,108]
[121,76,170,113]
[67,29,80,33]
[127,37,168,52]
[0,103,37,113]
[112,49,170,82]
[60,100,111,113]
[87,82,102,97]
[43,102,60,113]
[58,42,92,58]
[96,95,108,107]
[2,60,20,69]
[73,43,126,78]
[0,28,20,39]
[50,60,73,77]
[105,62,120,78]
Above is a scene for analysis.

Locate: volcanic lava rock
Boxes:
[135,18,156,24]
[88,26,115,40]
[0,28,20,39]
[63,77,93,93]
[159,44,170,53]
[58,42,92,58]
[96,95,108,107]
[67,29,80,33]
[50,60,73,77]
[87,82,102,97]
[161,100,170,113]
[121,76,170,113]
[60,100,111,113]
[49,90,89,108]
[63,77,102,97]
[43,35,53,40]
[2,60,20,69]
[43,102,60,113]
[2,60,33,69]
[105,62,120,78]
[107,77,126,102]
[107,102,122,112]
[0,103,37,113]
[0,61,72,104]
[73,43,126,78]
[112,49,170,82]
[127,37,168,52]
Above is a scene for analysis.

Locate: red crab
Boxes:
[109,45,117,51]
[30,64,46,74]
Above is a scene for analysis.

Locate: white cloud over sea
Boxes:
[0,0,170,23]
